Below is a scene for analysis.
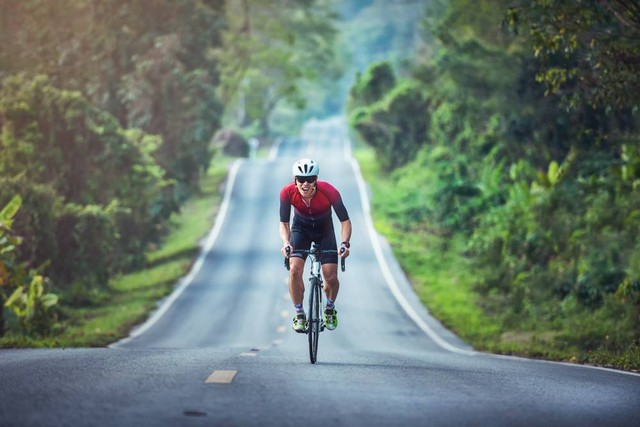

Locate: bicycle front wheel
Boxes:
[308,277,322,364]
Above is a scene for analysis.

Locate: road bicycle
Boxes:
[285,243,345,364]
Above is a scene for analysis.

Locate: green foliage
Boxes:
[0,75,160,205]
[4,275,59,336]
[338,0,429,75]
[216,0,341,136]
[0,0,225,203]
[0,195,23,336]
[348,61,396,110]
[0,75,172,294]
[369,144,484,234]
[54,202,120,294]
[122,36,222,199]
[0,195,59,338]
[349,67,429,171]
[351,0,640,369]
[506,0,640,109]
[0,195,21,232]
[0,195,22,289]
[0,176,60,273]
[3,157,230,348]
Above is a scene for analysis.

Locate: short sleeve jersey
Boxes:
[279,181,349,229]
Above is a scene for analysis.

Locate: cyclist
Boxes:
[279,158,351,333]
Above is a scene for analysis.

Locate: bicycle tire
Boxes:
[308,277,321,364]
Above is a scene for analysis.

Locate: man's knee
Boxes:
[289,258,305,280]
[323,268,338,285]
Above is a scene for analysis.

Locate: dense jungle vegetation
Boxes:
[349,0,640,370]
[1,0,638,371]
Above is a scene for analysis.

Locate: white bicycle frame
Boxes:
[308,253,323,285]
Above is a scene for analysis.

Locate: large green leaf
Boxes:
[0,195,22,228]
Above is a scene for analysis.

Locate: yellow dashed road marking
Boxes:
[205,370,237,384]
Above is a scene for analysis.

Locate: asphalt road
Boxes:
[1,117,639,426]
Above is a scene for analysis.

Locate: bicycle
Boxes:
[285,243,345,364]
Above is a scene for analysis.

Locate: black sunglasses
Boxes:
[296,176,317,184]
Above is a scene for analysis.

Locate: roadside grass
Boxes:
[6,158,231,348]
[54,258,191,347]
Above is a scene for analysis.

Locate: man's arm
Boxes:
[280,222,292,257]
[339,219,352,258]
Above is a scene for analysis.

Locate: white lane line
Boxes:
[349,157,475,356]
[111,160,244,346]
[277,326,287,334]
[205,370,237,384]
[240,352,258,357]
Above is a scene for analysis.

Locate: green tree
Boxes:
[215,0,340,136]
[0,195,23,336]
[0,75,168,284]
[349,69,429,171]
[0,0,225,199]
[506,0,640,109]
[0,195,59,337]
[348,61,396,110]
[122,35,222,198]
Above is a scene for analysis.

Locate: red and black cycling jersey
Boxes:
[279,181,349,229]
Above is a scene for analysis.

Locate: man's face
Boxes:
[295,176,317,197]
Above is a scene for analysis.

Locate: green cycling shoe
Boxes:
[323,308,338,330]
[292,312,307,333]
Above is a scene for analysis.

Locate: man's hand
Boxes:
[340,242,350,259]
[281,244,292,258]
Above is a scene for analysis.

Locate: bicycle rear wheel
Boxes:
[308,278,321,364]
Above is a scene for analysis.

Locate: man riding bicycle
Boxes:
[279,158,352,333]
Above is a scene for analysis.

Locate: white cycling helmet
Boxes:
[292,158,319,177]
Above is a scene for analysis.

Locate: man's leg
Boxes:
[322,263,339,302]
[289,257,306,305]
[289,256,308,332]
[322,263,339,330]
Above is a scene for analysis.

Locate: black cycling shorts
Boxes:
[290,218,338,264]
